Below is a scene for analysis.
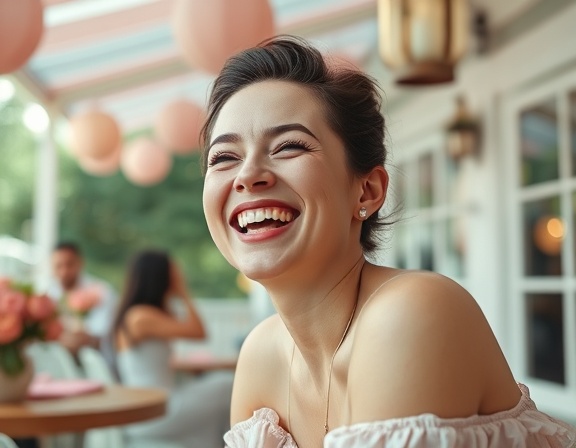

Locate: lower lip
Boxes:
[235,220,295,243]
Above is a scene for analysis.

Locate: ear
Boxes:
[357,166,388,218]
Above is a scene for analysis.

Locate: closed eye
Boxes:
[273,139,314,154]
[208,150,239,167]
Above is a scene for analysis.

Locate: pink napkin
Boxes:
[27,374,104,399]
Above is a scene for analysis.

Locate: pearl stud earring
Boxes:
[359,207,367,219]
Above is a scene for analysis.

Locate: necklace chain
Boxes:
[323,294,358,434]
[287,278,361,437]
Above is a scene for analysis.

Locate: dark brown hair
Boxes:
[112,250,171,337]
[201,35,390,253]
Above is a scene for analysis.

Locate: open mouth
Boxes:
[232,207,299,234]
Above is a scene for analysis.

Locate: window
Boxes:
[390,134,469,282]
[504,69,576,418]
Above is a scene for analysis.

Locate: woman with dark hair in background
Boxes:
[113,250,232,448]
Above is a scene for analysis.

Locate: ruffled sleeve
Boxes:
[224,385,576,448]
[325,385,576,448]
[224,408,298,448]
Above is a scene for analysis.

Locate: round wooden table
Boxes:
[0,385,167,438]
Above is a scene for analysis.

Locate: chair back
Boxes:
[25,342,83,448]
[0,434,18,448]
[27,342,83,379]
[78,348,126,448]
[78,346,116,385]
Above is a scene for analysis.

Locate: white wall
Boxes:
[171,298,253,358]
[386,2,576,354]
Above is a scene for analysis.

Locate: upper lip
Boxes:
[229,199,300,227]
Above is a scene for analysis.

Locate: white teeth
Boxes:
[236,207,296,228]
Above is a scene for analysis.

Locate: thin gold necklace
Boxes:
[287,268,362,436]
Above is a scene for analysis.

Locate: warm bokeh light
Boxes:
[22,103,49,134]
[547,217,564,239]
[0,78,15,103]
[533,215,564,256]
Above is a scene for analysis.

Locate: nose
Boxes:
[232,156,276,192]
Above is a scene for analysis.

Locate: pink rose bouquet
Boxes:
[0,277,63,376]
[66,286,101,319]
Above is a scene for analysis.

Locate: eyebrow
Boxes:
[208,123,318,150]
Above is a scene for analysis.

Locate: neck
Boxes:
[265,256,365,382]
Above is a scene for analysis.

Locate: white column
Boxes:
[32,120,58,292]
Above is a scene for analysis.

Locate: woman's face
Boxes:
[203,80,364,281]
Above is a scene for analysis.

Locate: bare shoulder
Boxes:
[236,313,287,375]
[349,269,520,422]
[124,304,166,328]
[124,304,202,341]
[359,269,482,325]
[231,313,290,424]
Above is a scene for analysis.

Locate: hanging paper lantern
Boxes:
[77,147,121,177]
[0,0,44,74]
[121,138,172,186]
[69,110,121,160]
[172,0,275,74]
[325,53,361,72]
[154,100,205,154]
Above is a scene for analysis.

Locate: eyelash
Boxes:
[207,151,238,167]
[207,139,313,167]
[274,139,314,153]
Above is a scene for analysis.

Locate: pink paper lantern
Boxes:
[69,111,122,160]
[325,53,361,72]
[154,100,205,154]
[77,147,121,177]
[172,0,275,74]
[121,138,172,186]
[0,0,44,74]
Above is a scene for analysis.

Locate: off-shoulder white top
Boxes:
[224,385,576,447]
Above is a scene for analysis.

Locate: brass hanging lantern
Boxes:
[446,95,480,160]
[378,0,469,85]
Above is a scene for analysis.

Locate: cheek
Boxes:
[202,181,221,230]
[202,176,232,247]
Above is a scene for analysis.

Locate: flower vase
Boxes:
[0,349,34,403]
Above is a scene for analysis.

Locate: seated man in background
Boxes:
[47,241,118,356]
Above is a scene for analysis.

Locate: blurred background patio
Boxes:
[1,0,575,423]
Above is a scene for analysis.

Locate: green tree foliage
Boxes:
[0,93,243,298]
[58,141,243,298]
[0,95,35,240]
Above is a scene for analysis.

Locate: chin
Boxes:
[235,257,289,283]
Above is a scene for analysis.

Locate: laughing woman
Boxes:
[201,36,576,448]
